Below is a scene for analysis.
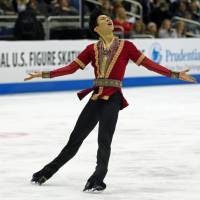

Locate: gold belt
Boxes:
[93,78,122,88]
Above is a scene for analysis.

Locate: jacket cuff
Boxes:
[42,71,51,78]
[171,71,180,79]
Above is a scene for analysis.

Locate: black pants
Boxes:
[43,92,122,182]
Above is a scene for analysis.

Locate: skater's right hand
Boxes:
[24,71,42,81]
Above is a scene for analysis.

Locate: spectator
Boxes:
[28,0,48,16]
[146,22,158,38]
[150,1,172,28]
[131,19,146,35]
[113,5,133,37]
[175,20,186,38]
[98,0,113,17]
[189,0,200,21]
[167,0,180,14]
[139,0,152,24]
[184,13,200,36]
[158,19,177,38]
[0,0,15,15]
[12,0,28,13]
[52,0,79,15]
[47,0,58,15]
[174,1,189,18]
[14,6,45,40]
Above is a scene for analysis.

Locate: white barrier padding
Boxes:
[0,39,200,84]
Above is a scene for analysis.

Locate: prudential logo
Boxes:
[149,43,162,64]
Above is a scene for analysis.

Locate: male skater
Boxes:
[24,11,197,192]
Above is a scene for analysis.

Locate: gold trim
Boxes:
[100,53,107,77]
[105,40,124,78]
[171,71,180,79]
[135,54,145,66]
[91,87,104,100]
[74,58,85,69]
[93,78,122,88]
[42,71,51,78]
[94,42,100,77]
[91,40,124,100]
[101,95,109,100]
[92,42,104,99]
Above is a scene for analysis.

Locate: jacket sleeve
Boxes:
[126,41,146,65]
[74,44,92,70]
[127,41,176,78]
[42,44,93,78]
[140,57,172,77]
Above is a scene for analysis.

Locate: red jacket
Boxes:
[49,38,173,110]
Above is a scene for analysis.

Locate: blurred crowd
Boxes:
[0,0,200,39]
[96,0,200,38]
[0,0,79,16]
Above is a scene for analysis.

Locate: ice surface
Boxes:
[0,84,200,200]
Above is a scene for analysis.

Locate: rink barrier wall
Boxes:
[0,75,199,95]
[0,39,200,95]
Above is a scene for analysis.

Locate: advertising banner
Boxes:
[0,39,199,94]
[0,39,200,84]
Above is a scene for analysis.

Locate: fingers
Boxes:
[24,73,34,81]
[179,75,197,83]
[24,71,40,81]
[24,73,33,81]
[24,77,32,81]
[179,69,198,83]
[182,69,190,73]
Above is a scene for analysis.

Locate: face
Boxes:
[176,21,185,31]
[94,15,114,35]
[59,0,69,7]
[148,24,157,33]
[163,19,171,30]
[116,7,126,19]
[191,2,198,11]
[179,2,186,12]
[135,21,143,32]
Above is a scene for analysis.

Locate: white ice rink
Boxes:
[0,84,200,200]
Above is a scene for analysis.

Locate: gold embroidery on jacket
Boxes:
[94,42,100,77]
[100,53,107,77]
[92,39,124,100]
[105,40,124,78]
[101,95,109,100]
[91,86,104,100]
[136,53,145,66]
[92,42,103,99]
[74,58,85,69]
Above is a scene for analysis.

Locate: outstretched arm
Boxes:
[141,57,197,83]
[126,41,197,83]
[24,44,92,81]
[24,61,80,81]
[42,61,80,78]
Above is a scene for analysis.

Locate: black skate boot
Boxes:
[31,166,56,185]
[83,176,106,192]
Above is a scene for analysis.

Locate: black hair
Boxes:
[89,9,104,38]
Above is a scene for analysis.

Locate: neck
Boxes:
[100,32,114,44]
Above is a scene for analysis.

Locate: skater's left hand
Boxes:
[179,69,197,83]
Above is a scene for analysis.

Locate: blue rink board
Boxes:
[0,75,199,95]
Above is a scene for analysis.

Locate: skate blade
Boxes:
[30,180,43,186]
[83,188,104,194]
[31,176,47,185]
